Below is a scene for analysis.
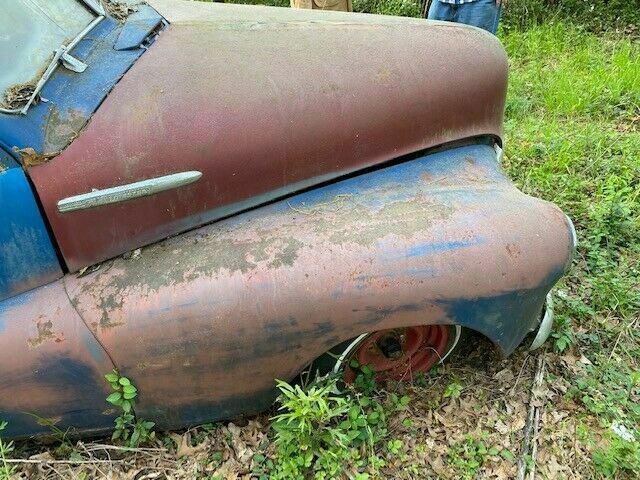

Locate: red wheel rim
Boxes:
[343,325,450,384]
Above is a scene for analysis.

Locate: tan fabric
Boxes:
[290,0,352,12]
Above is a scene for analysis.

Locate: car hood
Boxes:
[30,0,507,271]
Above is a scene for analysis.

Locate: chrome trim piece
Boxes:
[494,142,504,163]
[57,171,203,213]
[529,292,554,350]
[566,213,578,250]
[82,0,105,15]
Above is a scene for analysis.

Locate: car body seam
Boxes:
[62,276,119,373]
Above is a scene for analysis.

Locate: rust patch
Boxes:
[105,1,138,22]
[421,172,434,182]
[73,233,305,330]
[318,194,455,247]
[14,147,59,168]
[27,318,65,347]
[70,189,459,331]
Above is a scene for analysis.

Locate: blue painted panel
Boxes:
[0,153,61,301]
[115,5,164,51]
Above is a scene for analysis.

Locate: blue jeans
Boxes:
[427,0,502,34]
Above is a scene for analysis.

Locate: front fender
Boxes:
[59,143,574,430]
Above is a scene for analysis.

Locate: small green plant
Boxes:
[443,381,463,400]
[270,364,393,479]
[0,421,16,480]
[271,378,354,479]
[104,370,155,447]
[349,359,377,395]
[387,438,403,455]
[447,435,502,480]
[592,429,640,478]
[551,313,575,353]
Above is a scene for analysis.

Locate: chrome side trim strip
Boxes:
[57,171,202,213]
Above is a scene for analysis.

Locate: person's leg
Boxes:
[427,0,456,23]
[455,0,501,34]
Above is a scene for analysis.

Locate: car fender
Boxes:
[58,143,574,430]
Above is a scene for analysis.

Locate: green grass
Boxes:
[503,23,640,327]
[502,23,640,478]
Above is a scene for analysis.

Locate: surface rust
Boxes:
[27,317,65,347]
[1,145,574,437]
[43,107,87,153]
[14,147,59,168]
[57,144,573,431]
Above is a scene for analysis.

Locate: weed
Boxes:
[592,429,640,478]
[551,312,574,353]
[447,436,492,480]
[104,370,155,447]
[349,359,377,395]
[0,422,16,480]
[24,413,75,457]
[386,439,403,455]
[270,364,396,479]
[443,381,463,400]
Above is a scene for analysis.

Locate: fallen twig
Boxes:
[517,355,545,480]
[5,458,124,465]
[84,443,167,453]
[528,408,541,480]
[509,354,531,395]
[608,316,638,361]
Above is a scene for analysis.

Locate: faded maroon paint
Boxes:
[30,1,507,271]
[0,281,116,439]
[58,144,574,430]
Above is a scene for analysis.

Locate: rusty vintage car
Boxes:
[0,0,575,439]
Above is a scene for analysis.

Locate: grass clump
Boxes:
[269,366,410,479]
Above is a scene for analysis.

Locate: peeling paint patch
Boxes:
[43,107,88,153]
[27,318,64,347]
